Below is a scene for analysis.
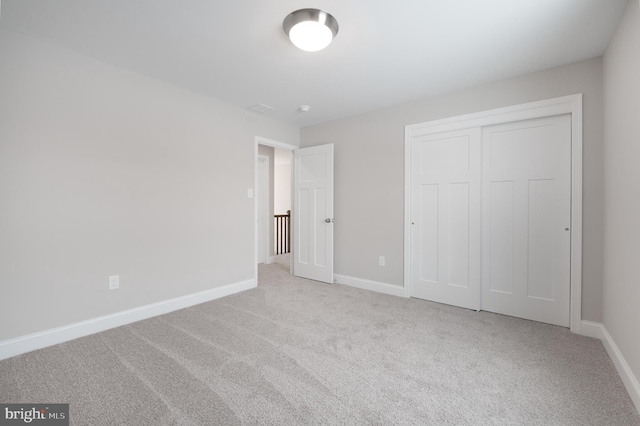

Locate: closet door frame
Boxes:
[404,94,583,334]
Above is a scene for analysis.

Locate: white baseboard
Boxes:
[580,320,640,414]
[334,274,406,298]
[0,278,256,361]
[265,256,276,265]
[579,320,604,339]
[600,326,640,414]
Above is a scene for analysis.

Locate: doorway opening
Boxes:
[255,137,297,284]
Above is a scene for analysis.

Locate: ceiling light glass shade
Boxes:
[283,9,339,52]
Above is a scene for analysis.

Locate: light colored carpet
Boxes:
[1,256,639,425]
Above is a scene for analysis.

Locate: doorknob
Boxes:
[325,218,333,223]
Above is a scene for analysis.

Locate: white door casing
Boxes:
[257,155,269,264]
[410,129,482,310]
[293,144,334,283]
[481,114,571,326]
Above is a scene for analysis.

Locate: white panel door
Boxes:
[293,144,334,283]
[410,129,482,310]
[481,114,571,326]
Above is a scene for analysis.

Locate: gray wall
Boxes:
[603,0,640,390]
[301,57,604,322]
[0,29,299,341]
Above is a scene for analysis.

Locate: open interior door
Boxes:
[293,144,334,283]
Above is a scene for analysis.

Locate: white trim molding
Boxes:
[404,94,583,332]
[334,274,406,298]
[0,278,256,361]
[255,136,298,152]
[579,320,605,339]
[601,327,640,414]
[580,321,640,414]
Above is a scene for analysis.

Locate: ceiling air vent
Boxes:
[248,103,274,113]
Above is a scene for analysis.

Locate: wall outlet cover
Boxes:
[109,275,120,290]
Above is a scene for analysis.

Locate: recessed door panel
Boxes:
[314,188,327,267]
[527,179,556,301]
[489,124,557,170]
[300,153,327,182]
[419,184,439,283]
[419,136,470,174]
[449,183,470,288]
[489,181,515,295]
[297,188,310,265]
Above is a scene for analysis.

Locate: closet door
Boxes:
[410,129,481,310]
[481,114,571,327]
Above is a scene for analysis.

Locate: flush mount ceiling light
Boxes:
[283,9,339,52]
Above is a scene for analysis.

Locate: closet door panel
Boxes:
[481,115,571,327]
[410,129,481,310]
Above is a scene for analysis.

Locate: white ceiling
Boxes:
[0,0,628,128]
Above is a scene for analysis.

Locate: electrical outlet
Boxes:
[108,275,120,290]
[379,256,385,267]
